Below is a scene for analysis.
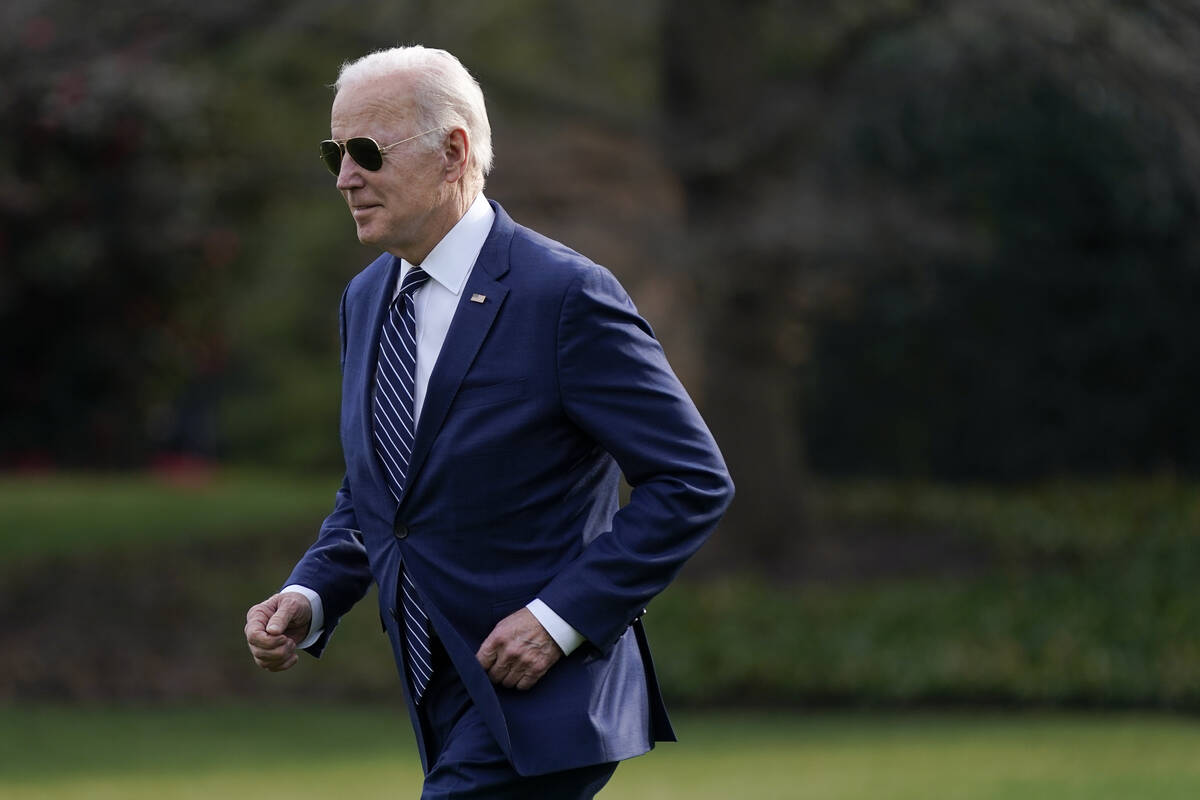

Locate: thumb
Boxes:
[266,603,293,636]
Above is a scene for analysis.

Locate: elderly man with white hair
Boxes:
[244,45,732,799]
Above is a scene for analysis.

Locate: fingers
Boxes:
[247,632,296,671]
[244,597,280,646]
[475,609,562,690]
[245,594,301,672]
[485,643,551,689]
[251,640,298,672]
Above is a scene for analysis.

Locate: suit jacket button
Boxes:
[394,523,409,540]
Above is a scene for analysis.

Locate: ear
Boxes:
[441,127,470,183]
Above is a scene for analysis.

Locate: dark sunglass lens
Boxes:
[346,138,384,171]
[319,140,343,175]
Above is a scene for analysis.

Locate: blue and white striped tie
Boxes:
[373,265,434,702]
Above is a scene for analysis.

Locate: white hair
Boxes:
[335,46,494,184]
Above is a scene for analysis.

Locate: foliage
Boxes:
[9,0,1200,494]
[648,476,1200,708]
[809,476,1200,557]
[0,0,667,471]
[649,566,1200,708]
[659,3,1200,580]
[802,1,1200,479]
[4,473,1200,711]
[0,2,269,466]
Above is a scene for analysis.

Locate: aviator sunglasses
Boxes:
[319,128,441,175]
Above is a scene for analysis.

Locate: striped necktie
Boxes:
[373,265,434,702]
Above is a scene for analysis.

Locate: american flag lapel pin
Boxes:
[470,293,487,303]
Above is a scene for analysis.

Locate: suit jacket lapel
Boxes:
[402,203,515,500]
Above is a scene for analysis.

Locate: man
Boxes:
[244,45,732,798]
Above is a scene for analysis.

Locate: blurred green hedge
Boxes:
[3,473,1199,708]
[649,567,1200,708]
[649,478,1200,708]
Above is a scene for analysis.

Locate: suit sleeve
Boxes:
[281,282,373,657]
[536,265,734,653]
[283,479,373,657]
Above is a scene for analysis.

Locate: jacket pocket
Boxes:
[452,378,526,410]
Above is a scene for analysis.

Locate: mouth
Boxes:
[351,204,380,217]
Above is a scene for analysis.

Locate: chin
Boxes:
[355,224,380,247]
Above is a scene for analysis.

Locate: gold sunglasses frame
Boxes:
[319,128,443,174]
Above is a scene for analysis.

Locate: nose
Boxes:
[335,154,364,191]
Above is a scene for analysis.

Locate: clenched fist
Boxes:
[245,592,313,672]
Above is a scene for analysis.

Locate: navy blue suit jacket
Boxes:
[286,201,733,776]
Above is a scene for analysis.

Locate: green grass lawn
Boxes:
[0,470,338,562]
[2,707,1199,799]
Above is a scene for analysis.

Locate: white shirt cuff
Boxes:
[281,584,324,650]
[526,598,586,655]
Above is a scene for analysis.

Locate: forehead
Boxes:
[330,75,416,135]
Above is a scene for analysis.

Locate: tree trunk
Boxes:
[660,0,808,572]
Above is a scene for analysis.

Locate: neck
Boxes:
[393,184,477,265]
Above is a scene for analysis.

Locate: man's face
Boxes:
[329,75,447,260]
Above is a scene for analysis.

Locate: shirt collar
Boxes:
[398,192,495,297]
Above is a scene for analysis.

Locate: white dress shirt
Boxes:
[285,192,584,656]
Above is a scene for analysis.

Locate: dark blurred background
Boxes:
[5,0,1200,711]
